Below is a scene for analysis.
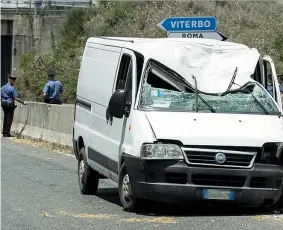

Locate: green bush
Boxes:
[20,53,34,70]
[274,35,283,62]
[274,34,283,77]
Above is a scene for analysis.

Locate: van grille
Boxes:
[165,173,187,184]
[182,147,256,168]
[192,174,246,187]
[250,177,267,188]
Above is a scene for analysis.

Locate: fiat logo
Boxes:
[215,152,226,164]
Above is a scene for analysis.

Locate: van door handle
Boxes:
[106,108,113,125]
[110,115,113,126]
[106,108,110,124]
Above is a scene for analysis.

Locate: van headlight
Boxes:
[141,144,184,159]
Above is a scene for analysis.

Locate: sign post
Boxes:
[157,16,227,41]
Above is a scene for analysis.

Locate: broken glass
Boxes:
[139,82,279,114]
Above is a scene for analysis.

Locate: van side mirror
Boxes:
[108,89,126,119]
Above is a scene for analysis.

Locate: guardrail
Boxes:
[0,102,74,147]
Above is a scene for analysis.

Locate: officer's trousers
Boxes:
[1,105,15,136]
[44,98,62,104]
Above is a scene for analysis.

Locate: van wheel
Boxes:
[118,163,142,212]
[78,147,99,195]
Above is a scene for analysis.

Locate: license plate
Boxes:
[203,189,235,200]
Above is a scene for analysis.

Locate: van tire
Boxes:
[78,147,99,195]
[118,163,142,212]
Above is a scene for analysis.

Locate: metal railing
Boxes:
[1,0,93,9]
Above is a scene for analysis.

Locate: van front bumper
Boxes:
[123,155,283,207]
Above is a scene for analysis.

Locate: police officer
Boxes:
[1,75,27,137]
[42,69,63,104]
[267,81,283,101]
[267,82,273,95]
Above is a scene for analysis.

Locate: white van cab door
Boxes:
[107,49,137,181]
[262,55,282,113]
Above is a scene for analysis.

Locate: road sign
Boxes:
[168,31,228,41]
[157,16,217,32]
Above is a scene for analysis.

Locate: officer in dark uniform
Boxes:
[42,69,63,104]
[1,75,27,137]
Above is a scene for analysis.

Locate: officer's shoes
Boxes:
[3,134,13,138]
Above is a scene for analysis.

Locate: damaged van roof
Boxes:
[89,37,260,94]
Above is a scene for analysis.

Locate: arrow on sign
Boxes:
[157,16,217,32]
[167,31,228,41]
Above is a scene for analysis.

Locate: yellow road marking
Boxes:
[120,218,145,223]
[58,210,116,219]
[254,214,283,222]
[40,212,53,217]
[120,217,176,224]
[254,215,270,220]
[72,214,116,219]
[55,210,176,224]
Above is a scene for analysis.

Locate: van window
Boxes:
[252,61,263,85]
[116,54,132,90]
[147,68,177,91]
[263,61,276,99]
[115,54,133,114]
[144,62,186,92]
[125,61,133,104]
[135,53,144,97]
[124,61,133,116]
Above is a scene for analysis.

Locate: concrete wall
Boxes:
[1,102,75,147]
[1,10,66,71]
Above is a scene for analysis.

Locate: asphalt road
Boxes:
[1,138,283,230]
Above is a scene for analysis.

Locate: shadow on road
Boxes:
[135,202,269,217]
[96,188,121,206]
[94,187,280,217]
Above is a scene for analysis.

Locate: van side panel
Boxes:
[77,44,122,106]
[76,42,122,177]
[73,46,93,146]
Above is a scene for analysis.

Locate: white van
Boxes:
[73,37,283,212]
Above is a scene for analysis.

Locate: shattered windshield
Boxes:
[138,61,279,115]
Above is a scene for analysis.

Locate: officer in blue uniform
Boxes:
[42,69,63,104]
[267,82,273,95]
[267,82,283,97]
[1,75,26,137]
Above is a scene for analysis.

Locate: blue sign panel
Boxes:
[158,16,217,32]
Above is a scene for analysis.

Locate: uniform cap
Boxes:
[47,68,55,76]
[8,73,17,80]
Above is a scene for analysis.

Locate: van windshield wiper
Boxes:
[220,84,270,115]
[192,76,216,113]
[220,67,238,96]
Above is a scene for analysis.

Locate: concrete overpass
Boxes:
[1,0,92,86]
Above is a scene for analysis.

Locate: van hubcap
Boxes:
[122,174,131,203]
[79,160,85,184]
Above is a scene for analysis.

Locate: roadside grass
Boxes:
[12,135,73,155]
